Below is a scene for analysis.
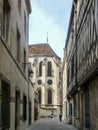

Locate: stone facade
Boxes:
[63,0,98,130]
[29,44,62,118]
[0,1,34,130]
[62,48,68,121]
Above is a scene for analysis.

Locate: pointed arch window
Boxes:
[47,61,52,76]
[47,89,52,104]
[38,89,41,104]
[39,61,43,76]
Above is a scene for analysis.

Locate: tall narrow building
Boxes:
[0,1,34,130]
[29,43,62,118]
[63,0,98,130]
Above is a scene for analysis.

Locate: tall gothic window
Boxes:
[47,61,52,76]
[38,89,41,104]
[47,89,52,104]
[39,61,43,76]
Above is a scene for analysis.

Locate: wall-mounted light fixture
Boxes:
[23,62,34,77]
[28,62,34,77]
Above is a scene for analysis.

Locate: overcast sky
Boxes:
[29,0,73,60]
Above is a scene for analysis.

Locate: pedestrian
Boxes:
[59,111,62,121]
[51,110,54,119]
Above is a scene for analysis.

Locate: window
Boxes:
[39,61,43,76]
[59,72,61,79]
[37,80,42,85]
[0,80,10,129]
[47,61,52,76]
[74,95,77,117]
[47,79,53,85]
[47,89,52,104]
[69,103,72,116]
[24,12,26,35]
[38,89,41,104]
[67,68,70,87]
[16,28,21,62]
[71,56,74,79]
[23,49,26,72]
[23,95,27,121]
[18,0,21,14]
[85,88,90,129]
[2,0,10,41]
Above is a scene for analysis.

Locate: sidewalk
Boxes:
[27,118,79,130]
[62,119,79,130]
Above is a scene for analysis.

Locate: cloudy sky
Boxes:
[29,0,73,60]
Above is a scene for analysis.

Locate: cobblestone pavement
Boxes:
[27,118,79,130]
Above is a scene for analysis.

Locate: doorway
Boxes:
[85,87,90,129]
[15,90,20,130]
[80,94,83,130]
[29,102,32,125]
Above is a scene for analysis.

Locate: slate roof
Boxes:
[29,43,61,60]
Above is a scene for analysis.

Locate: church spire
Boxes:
[47,32,48,43]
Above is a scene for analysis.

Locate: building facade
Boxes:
[62,47,67,121]
[29,44,62,118]
[62,0,77,124]
[0,0,34,130]
[63,0,98,130]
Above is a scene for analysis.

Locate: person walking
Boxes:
[51,110,54,119]
[59,111,62,121]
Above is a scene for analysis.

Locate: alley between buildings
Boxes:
[27,118,78,130]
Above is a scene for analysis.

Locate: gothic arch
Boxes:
[39,61,43,76]
[47,88,53,104]
[47,61,52,76]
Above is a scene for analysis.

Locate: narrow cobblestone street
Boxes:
[27,118,78,130]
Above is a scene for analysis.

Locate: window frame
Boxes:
[39,61,43,76]
[2,0,10,41]
[47,89,52,104]
[38,89,41,104]
[47,61,52,76]
[23,95,27,121]
[18,0,21,15]
[0,80,10,129]
[16,27,21,62]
